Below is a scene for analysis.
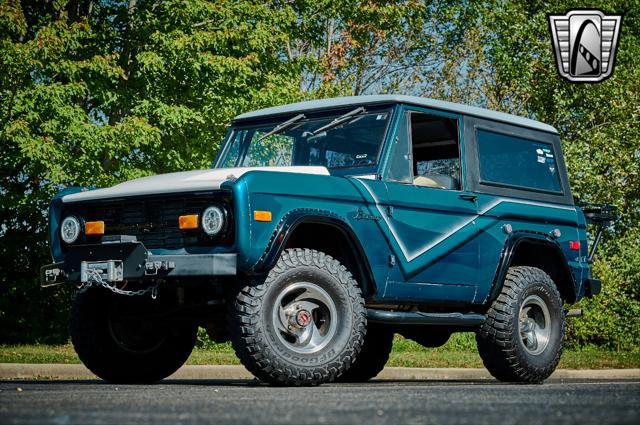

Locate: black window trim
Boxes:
[463,116,574,206]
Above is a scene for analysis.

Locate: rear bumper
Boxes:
[41,241,236,286]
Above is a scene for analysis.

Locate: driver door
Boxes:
[381,107,480,304]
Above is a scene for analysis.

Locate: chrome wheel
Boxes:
[519,294,551,355]
[271,282,338,354]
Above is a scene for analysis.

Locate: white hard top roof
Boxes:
[234,95,558,134]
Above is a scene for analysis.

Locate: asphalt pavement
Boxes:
[1,378,639,425]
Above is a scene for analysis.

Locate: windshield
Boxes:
[216,108,391,170]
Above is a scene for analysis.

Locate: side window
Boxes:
[409,112,461,190]
[476,129,562,193]
[386,114,412,183]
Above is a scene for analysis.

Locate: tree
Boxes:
[1,0,638,348]
[417,0,640,349]
[0,0,305,342]
[283,0,475,96]
[1,0,446,343]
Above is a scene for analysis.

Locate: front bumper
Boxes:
[41,241,236,286]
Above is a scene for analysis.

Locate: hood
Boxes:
[62,166,330,203]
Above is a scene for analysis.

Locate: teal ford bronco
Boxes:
[42,95,613,385]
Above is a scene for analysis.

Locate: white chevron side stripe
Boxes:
[354,179,577,263]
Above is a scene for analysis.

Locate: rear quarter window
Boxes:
[476,129,562,193]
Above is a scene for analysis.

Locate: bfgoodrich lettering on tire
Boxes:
[476,266,565,383]
[229,248,366,386]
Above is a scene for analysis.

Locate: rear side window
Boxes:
[477,129,562,193]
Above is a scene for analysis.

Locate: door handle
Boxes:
[459,194,477,202]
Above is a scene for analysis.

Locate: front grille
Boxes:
[62,193,233,249]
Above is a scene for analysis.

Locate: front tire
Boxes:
[70,288,197,384]
[476,266,564,383]
[229,248,366,386]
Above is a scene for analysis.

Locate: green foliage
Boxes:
[568,229,640,350]
[419,0,639,350]
[4,336,639,368]
[0,0,638,350]
[0,0,306,343]
[194,327,233,351]
[482,0,640,350]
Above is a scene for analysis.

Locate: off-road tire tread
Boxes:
[228,248,366,386]
[476,266,564,383]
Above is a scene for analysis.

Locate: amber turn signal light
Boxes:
[179,214,199,230]
[85,221,105,235]
[253,210,272,222]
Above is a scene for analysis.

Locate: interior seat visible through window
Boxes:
[409,112,461,190]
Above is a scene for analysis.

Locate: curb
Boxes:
[1,364,639,381]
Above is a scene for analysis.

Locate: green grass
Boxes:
[386,334,640,369]
[2,333,639,369]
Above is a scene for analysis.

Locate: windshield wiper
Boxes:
[257,113,306,142]
[311,107,366,135]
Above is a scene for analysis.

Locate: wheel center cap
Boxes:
[295,310,312,327]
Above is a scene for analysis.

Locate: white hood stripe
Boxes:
[62,166,330,203]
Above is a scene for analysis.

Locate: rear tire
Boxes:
[70,288,197,384]
[337,323,393,382]
[229,248,366,386]
[476,266,564,383]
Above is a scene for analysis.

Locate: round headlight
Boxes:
[61,216,81,244]
[202,206,225,236]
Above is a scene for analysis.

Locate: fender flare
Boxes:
[487,231,577,304]
[252,208,377,296]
